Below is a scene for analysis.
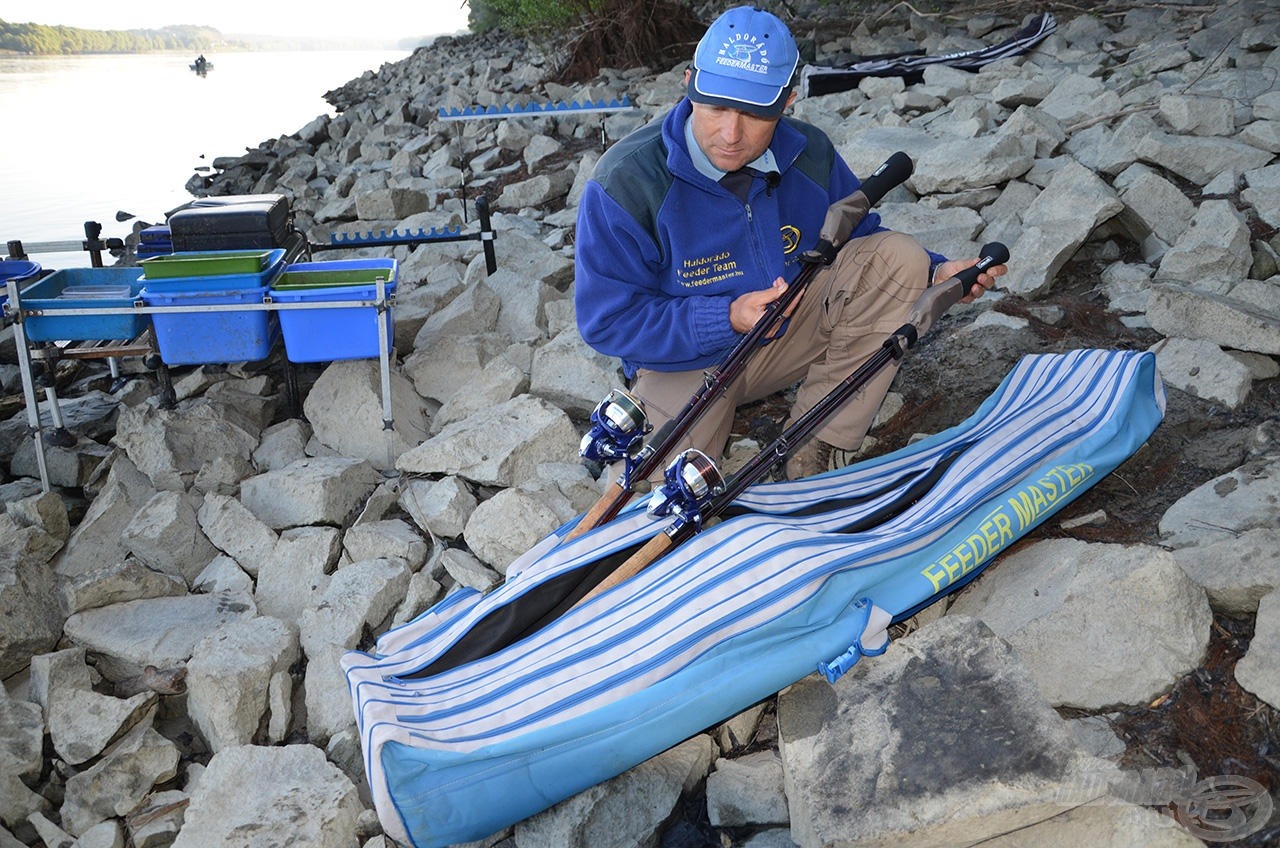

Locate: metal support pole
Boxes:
[7,278,50,492]
[374,275,396,476]
[84,221,104,268]
[477,195,496,276]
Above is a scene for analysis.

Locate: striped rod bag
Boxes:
[343,348,1165,847]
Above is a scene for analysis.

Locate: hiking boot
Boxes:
[784,438,835,480]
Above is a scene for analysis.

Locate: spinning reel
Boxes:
[646,449,726,531]
[580,389,651,469]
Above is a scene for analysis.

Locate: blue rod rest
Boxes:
[328,225,465,246]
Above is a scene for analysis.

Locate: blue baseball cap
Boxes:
[687,6,799,118]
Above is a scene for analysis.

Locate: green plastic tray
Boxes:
[273,269,395,290]
[140,250,273,279]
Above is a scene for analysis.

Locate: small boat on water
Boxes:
[190,56,212,75]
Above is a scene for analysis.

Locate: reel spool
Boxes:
[580,389,650,465]
[646,449,726,531]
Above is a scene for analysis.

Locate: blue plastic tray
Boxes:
[1,259,41,283]
[19,267,148,342]
[142,286,276,365]
[269,282,395,363]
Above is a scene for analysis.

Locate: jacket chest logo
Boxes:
[781,225,801,254]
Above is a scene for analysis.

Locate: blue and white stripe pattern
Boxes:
[343,349,1165,847]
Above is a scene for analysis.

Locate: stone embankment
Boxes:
[2,2,1279,847]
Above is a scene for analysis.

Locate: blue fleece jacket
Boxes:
[575,98,931,379]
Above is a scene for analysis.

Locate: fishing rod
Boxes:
[567,151,915,541]
[572,241,1010,607]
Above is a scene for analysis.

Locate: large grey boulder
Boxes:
[60,722,181,836]
[121,490,218,585]
[1146,284,1280,357]
[778,615,1101,848]
[170,744,362,848]
[186,616,299,753]
[1159,455,1280,549]
[1235,589,1280,711]
[1156,199,1252,286]
[196,493,279,578]
[62,593,256,682]
[396,394,578,487]
[0,513,64,677]
[1001,159,1123,297]
[113,400,262,493]
[514,734,715,848]
[948,539,1212,709]
[240,457,381,529]
[55,455,155,580]
[302,360,429,470]
[254,526,341,623]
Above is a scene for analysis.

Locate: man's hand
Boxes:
[935,257,1007,303]
[729,277,796,334]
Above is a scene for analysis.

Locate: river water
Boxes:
[0,50,408,269]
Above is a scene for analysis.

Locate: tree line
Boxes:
[0,20,222,55]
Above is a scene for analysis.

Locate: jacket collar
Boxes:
[663,98,805,189]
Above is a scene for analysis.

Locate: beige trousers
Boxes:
[626,230,930,478]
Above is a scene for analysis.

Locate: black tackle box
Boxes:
[168,194,294,252]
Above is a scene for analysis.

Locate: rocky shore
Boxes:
[3,1,1279,846]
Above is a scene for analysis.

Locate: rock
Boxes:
[778,615,1096,848]
[121,490,218,585]
[196,493,279,578]
[0,515,63,676]
[707,750,789,827]
[254,526,341,622]
[60,722,181,836]
[170,745,362,848]
[463,486,563,573]
[514,734,715,848]
[0,696,43,780]
[1146,284,1280,357]
[191,555,255,598]
[907,132,1035,194]
[396,394,578,486]
[398,476,478,539]
[403,332,509,405]
[186,616,299,752]
[1156,199,1252,286]
[252,418,312,471]
[1235,589,1280,710]
[299,558,410,743]
[112,400,262,493]
[62,593,256,682]
[342,518,430,570]
[54,455,155,580]
[439,547,501,592]
[1159,455,1280,548]
[429,353,529,434]
[1172,528,1280,616]
[302,360,429,470]
[1147,337,1254,408]
[1001,159,1123,297]
[240,457,381,529]
[60,557,188,615]
[948,539,1212,709]
[48,687,157,766]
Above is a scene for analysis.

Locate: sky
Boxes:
[0,0,472,41]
